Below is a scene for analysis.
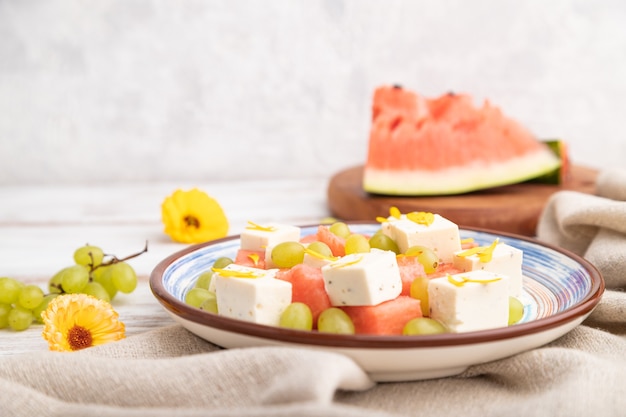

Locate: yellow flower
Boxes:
[41,294,125,352]
[161,188,229,244]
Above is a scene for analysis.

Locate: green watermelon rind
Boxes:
[363,148,561,196]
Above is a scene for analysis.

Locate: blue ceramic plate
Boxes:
[151,224,604,381]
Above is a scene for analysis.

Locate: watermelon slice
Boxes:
[527,139,570,184]
[341,296,422,335]
[363,86,562,196]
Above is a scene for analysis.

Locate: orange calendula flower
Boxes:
[161,188,229,244]
[41,294,125,352]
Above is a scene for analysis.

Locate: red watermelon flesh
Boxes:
[429,262,462,278]
[342,296,422,335]
[372,85,429,122]
[234,249,266,269]
[315,225,346,257]
[363,86,561,195]
[396,255,427,296]
[300,233,318,244]
[277,263,331,327]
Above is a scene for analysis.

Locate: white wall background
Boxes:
[0,0,624,185]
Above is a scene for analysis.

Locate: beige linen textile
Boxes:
[1,170,625,417]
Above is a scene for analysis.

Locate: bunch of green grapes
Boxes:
[49,244,145,301]
[0,243,147,332]
[0,277,55,331]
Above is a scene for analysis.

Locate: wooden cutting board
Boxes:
[327,164,598,236]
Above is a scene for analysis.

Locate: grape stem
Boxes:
[111,240,149,263]
[92,241,149,271]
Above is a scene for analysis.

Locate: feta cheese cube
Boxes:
[381,214,461,263]
[453,242,524,296]
[321,249,402,306]
[240,223,301,252]
[213,264,292,326]
[428,270,510,333]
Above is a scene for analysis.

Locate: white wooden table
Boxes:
[0,179,331,355]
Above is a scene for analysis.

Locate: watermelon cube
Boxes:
[234,249,266,269]
[316,225,346,257]
[342,296,422,335]
[396,255,426,296]
[277,263,331,327]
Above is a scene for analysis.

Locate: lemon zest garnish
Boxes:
[456,239,499,263]
[378,206,414,223]
[456,246,483,257]
[447,274,467,287]
[303,247,338,262]
[247,253,260,266]
[461,238,475,244]
[406,211,435,226]
[211,267,262,279]
[246,221,276,232]
[447,273,503,287]
[329,255,363,269]
[389,206,402,219]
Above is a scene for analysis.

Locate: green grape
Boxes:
[8,306,33,331]
[17,284,45,310]
[409,276,430,316]
[508,296,524,325]
[405,245,439,274]
[185,287,214,308]
[92,265,118,299]
[317,308,355,334]
[83,281,111,302]
[32,294,58,324]
[368,233,400,254]
[109,262,137,294]
[344,234,370,255]
[48,268,66,294]
[0,303,11,329]
[329,222,351,238]
[73,245,104,268]
[279,302,313,331]
[0,277,23,304]
[60,265,90,294]
[212,257,233,269]
[306,241,333,258]
[194,271,214,290]
[271,241,305,268]
[199,295,218,314]
[402,317,447,335]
